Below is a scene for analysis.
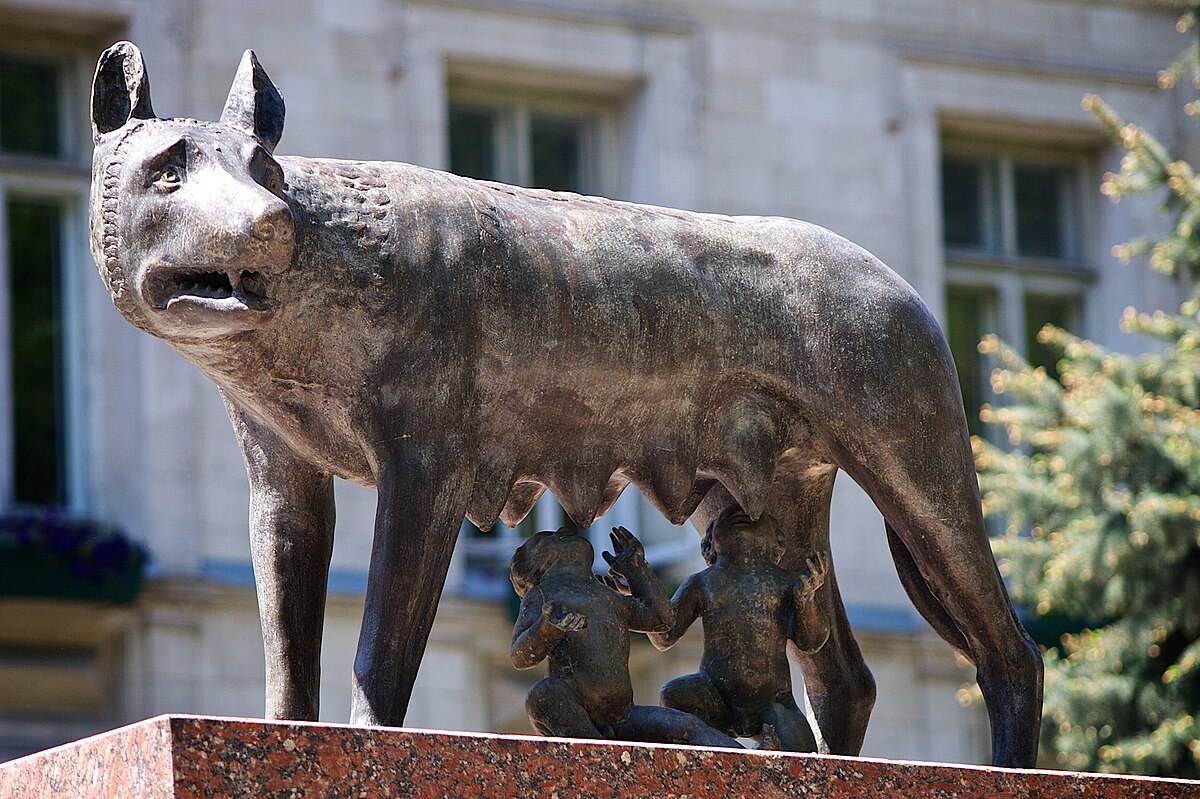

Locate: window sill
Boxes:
[0,154,88,177]
[945,248,1096,280]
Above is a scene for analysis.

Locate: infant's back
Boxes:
[699,565,795,708]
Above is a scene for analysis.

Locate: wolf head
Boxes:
[89,42,295,341]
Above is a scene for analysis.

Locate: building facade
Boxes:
[0,0,1187,764]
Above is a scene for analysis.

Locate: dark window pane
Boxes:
[0,58,60,157]
[530,114,582,193]
[448,106,497,181]
[1024,295,1075,381]
[946,288,991,437]
[1014,164,1065,258]
[515,498,573,537]
[461,498,573,601]
[7,199,64,505]
[942,158,987,249]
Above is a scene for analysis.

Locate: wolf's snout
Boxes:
[250,199,294,244]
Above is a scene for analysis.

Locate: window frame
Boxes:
[0,47,85,170]
[0,171,91,512]
[446,82,622,197]
[941,138,1097,442]
[941,138,1092,270]
[0,43,91,512]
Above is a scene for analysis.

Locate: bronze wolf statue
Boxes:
[88,42,1042,766]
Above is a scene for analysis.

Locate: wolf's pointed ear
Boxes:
[92,41,155,140]
[220,50,285,152]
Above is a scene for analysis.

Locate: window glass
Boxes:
[941,158,988,249]
[942,150,1078,260]
[460,524,515,600]
[946,289,1078,435]
[0,58,60,157]
[7,198,64,505]
[1014,164,1065,258]
[530,114,583,193]
[448,106,497,182]
[943,142,1088,453]
[946,288,991,437]
[1023,295,1075,380]
[448,101,591,194]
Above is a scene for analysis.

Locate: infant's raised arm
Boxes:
[648,573,704,651]
[602,527,673,633]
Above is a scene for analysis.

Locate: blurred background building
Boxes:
[0,0,1188,764]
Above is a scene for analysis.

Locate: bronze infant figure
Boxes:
[88,42,1041,765]
[509,526,739,747]
[650,507,830,751]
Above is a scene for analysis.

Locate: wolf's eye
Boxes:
[145,137,189,192]
[154,163,185,190]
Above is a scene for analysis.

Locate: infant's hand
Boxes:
[595,572,633,596]
[601,526,647,579]
[543,601,588,632]
[797,552,829,601]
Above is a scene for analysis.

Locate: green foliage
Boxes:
[974,3,1200,778]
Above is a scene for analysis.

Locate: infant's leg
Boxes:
[525,677,603,738]
[620,705,742,748]
[763,701,818,753]
[659,672,733,733]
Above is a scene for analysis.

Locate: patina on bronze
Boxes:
[650,507,829,751]
[510,526,740,746]
[88,42,1042,766]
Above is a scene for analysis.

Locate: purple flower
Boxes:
[0,510,149,585]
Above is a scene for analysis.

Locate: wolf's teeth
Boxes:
[159,269,265,309]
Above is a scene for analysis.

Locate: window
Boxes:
[946,286,1080,437]
[942,151,1083,261]
[449,105,591,192]
[447,83,619,196]
[1,52,85,509]
[941,140,1092,436]
[0,57,61,158]
[7,198,64,504]
[945,286,991,438]
[449,103,591,192]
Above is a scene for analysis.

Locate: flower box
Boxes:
[0,510,148,603]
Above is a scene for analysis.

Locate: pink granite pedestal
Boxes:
[0,715,1196,798]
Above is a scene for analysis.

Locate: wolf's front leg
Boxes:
[350,441,473,726]
[227,398,336,721]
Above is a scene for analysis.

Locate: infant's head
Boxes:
[509,527,595,597]
[705,506,785,564]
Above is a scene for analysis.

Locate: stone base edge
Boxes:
[0,715,1196,798]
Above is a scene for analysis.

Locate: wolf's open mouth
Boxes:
[151,269,275,312]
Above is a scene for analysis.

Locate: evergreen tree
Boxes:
[974,1,1200,777]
